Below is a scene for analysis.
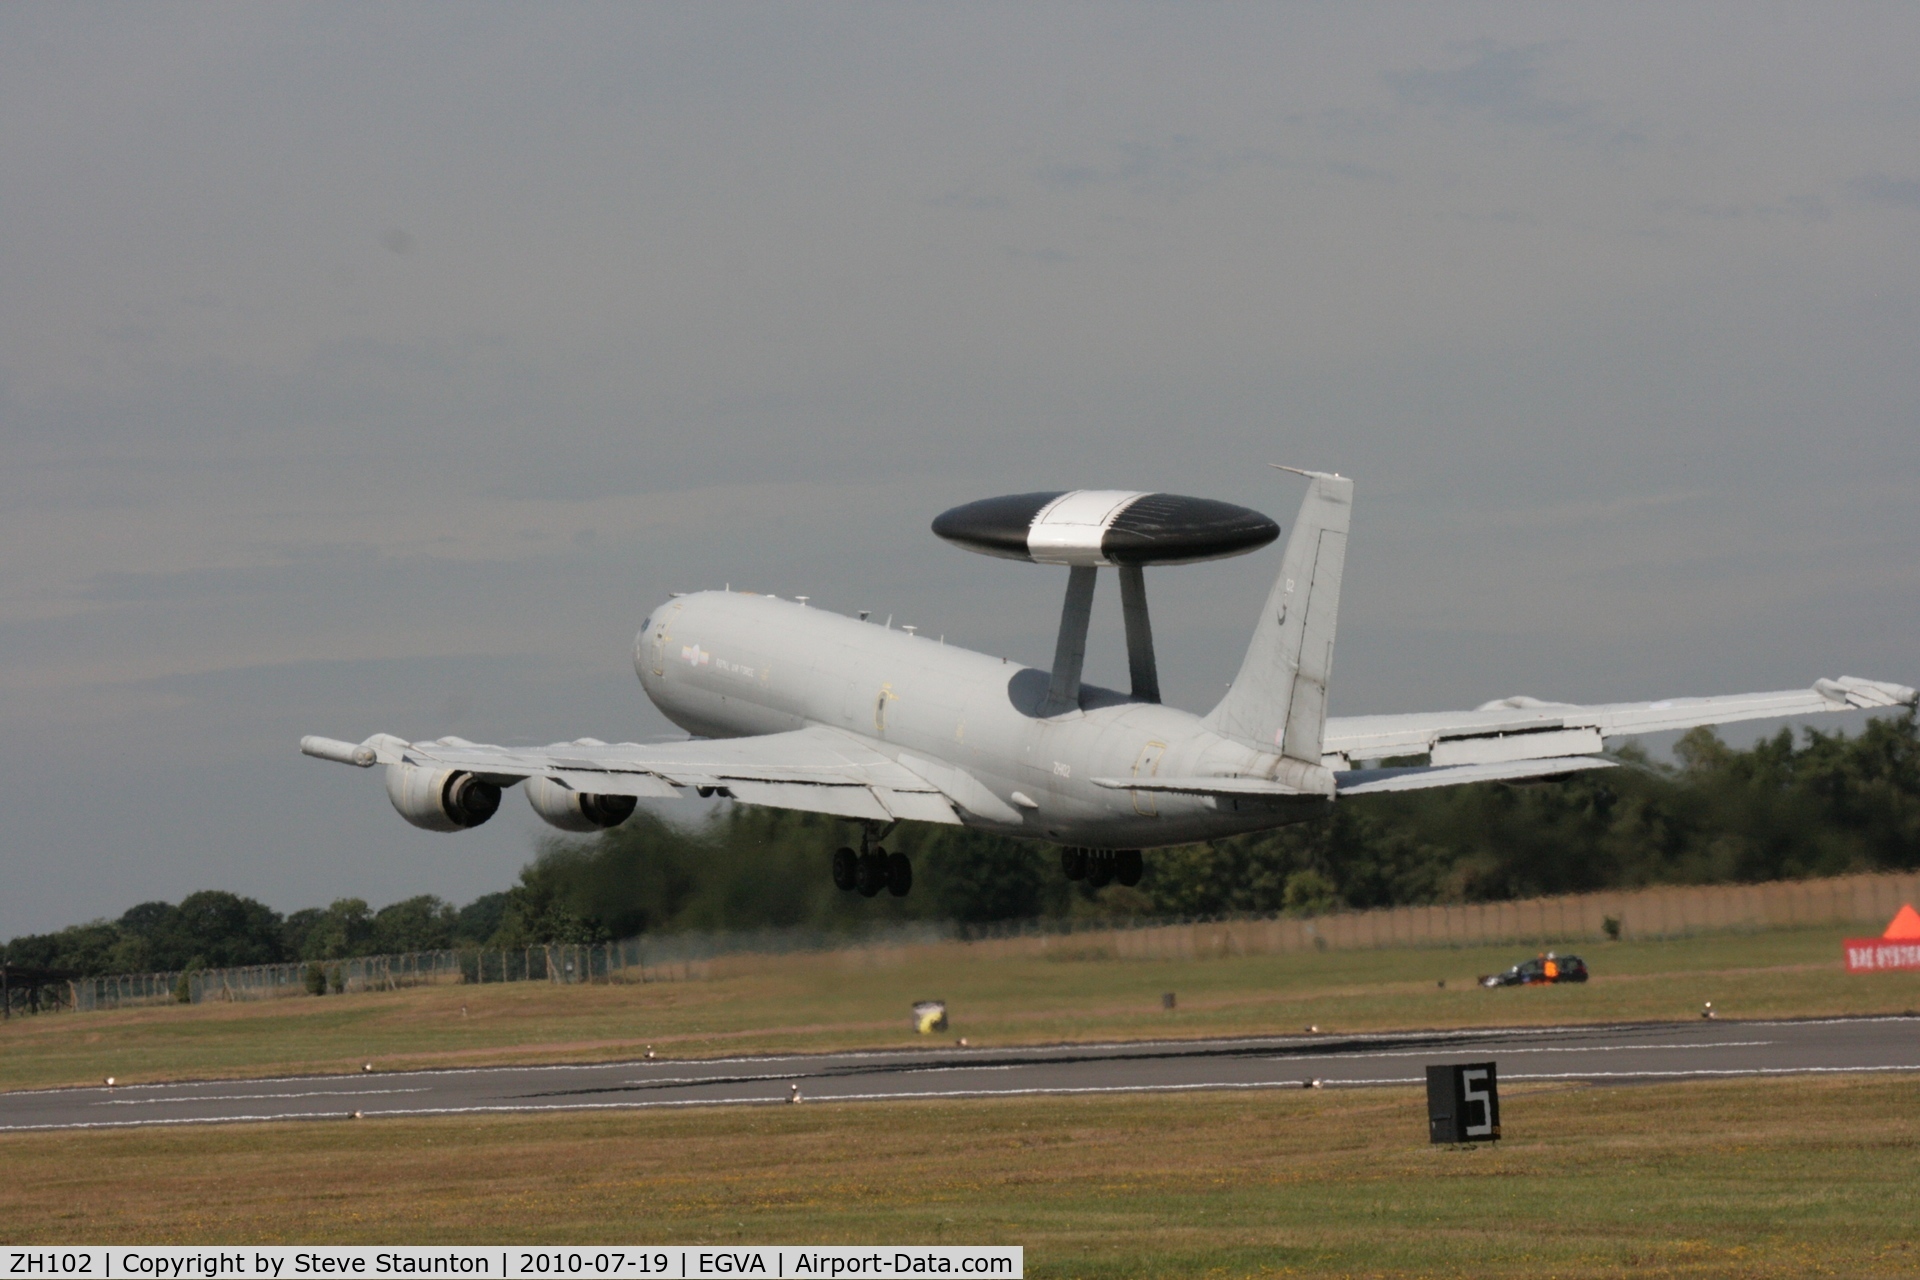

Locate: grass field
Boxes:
[2,1075,1916,1276]
[4,925,1917,1090]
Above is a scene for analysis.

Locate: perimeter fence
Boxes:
[60,868,1920,1014]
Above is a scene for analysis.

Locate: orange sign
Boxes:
[1843,903,1920,973]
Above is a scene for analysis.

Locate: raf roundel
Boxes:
[931,490,1281,567]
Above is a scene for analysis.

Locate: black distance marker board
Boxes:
[1427,1061,1501,1144]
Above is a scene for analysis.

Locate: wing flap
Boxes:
[895,753,1024,823]
[1090,776,1309,797]
[549,770,682,799]
[1429,726,1603,767]
[873,788,963,824]
[1336,756,1617,795]
[723,780,896,822]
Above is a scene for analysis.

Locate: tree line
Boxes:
[8,714,1918,976]
[2,891,509,978]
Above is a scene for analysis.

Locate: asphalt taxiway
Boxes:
[2,1015,1914,1131]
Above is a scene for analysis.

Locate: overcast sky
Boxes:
[3,3,1916,937]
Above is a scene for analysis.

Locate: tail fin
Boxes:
[1203,470,1353,762]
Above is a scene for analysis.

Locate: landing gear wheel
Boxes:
[832,847,858,891]
[1085,853,1114,888]
[1114,849,1143,887]
[886,851,913,897]
[1060,847,1088,881]
[856,850,888,897]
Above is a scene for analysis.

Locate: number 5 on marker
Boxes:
[1426,1061,1501,1144]
[1462,1068,1494,1137]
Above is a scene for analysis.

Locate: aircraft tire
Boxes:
[1114,849,1143,887]
[856,850,888,897]
[1085,854,1114,888]
[832,847,858,891]
[886,851,913,896]
[1060,847,1088,881]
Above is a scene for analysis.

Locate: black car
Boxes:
[1480,953,1589,987]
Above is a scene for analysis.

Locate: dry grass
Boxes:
[6,926,1918,1090]
[1,1075,1916,1277]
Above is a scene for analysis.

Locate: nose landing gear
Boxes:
[834,825,911,897]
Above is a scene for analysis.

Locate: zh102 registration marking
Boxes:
[3,1250,1021,1280]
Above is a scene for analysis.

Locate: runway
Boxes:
[3,1015,1915,1131]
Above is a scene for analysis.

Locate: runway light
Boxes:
[1702,1002,1716,1019]
[1306,1025,1320,1033]
[104,1077,114,1086]
[956,1037,969,1047]
[788,1084,801,1105]
[352,1111,363,1119]
[363,1062,373,1071]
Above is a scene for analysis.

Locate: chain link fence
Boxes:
[63,868,1920,1013]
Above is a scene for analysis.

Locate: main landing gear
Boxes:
[833,826,911,898]
[1060,847,1143,888]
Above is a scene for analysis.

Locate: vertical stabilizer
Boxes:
[1203,471,1352,762]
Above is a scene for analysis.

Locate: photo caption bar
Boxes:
[3,1249,1020,1280]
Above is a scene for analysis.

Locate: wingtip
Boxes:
[1816,677,1918,710]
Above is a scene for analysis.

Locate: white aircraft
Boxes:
[302,471,1914,897]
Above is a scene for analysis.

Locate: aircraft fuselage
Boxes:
[635,590,1324,847]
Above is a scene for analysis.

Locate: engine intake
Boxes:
[526,775,638,832]
[385,763,503,832]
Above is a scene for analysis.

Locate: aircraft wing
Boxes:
[300,724,964,825]
[1322,676,1916,768]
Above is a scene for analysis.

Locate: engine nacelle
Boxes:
[385,763,503,832]
[526,775,637,832]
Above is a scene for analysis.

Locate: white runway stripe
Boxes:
[5,1063,1917,1132]
[96,1087,433,1106]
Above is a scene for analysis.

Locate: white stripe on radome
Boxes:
[1026,490,1147,565]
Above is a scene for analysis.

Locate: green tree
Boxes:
[148,892,284,969]
[297,898,374,960]
[370,895,456,953]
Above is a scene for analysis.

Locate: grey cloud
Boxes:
[1648,195,1831,225]
[1382,38,1647,147]
[1034,136,1391,196]
[1851,173,1920,210]
[1385,40,1588,127]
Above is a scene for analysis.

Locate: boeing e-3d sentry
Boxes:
[302,472,1915,897]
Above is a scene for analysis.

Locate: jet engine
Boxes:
[385,763,503,832]
[525,774,638,832]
